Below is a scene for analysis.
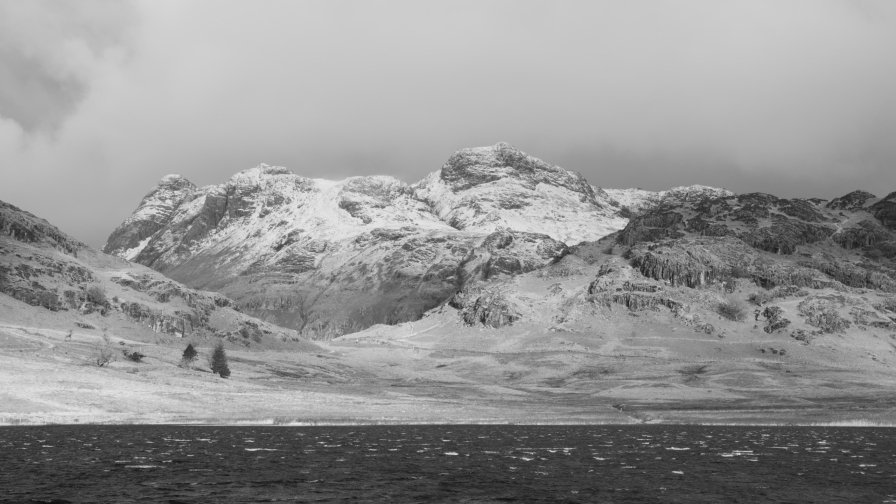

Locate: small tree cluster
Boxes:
[180,343,198,368]
[761,306,791,333]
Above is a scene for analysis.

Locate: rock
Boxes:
[450,286,521,328]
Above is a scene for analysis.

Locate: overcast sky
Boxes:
[2,0,896,247]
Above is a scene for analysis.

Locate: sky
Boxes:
[1,0,896,247]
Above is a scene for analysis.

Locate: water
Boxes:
[1,424,894,503]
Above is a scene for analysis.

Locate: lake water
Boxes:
[1,424,894,503]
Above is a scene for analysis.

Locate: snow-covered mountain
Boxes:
[106,143,626,337]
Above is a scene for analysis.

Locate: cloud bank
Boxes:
[1,0,895,246]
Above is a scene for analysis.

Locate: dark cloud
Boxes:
[1,0,895,248]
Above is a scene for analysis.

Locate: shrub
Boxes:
[717,298,747,321]
[86,285,107,306]
[209,343,230,378]
[122,349,145,362]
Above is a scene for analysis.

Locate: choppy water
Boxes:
[1,424,894,503]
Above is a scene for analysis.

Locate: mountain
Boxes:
[104,143,642,337]
[0,199,296,345]
[5,144,896,425]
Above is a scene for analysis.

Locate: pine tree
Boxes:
[210,342,230,378]
[181,343,198,367]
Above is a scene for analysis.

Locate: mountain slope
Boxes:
[0,199,298,345]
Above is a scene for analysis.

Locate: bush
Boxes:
[86,285,107,306]
[717,298,747,321]
[209,342,230,378]
[122,349,145,362]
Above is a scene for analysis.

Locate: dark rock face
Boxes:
[618,213,686,246]
[871,192,896,231]
[616,187,896,296]
[620,192,839,255]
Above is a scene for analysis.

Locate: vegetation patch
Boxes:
[799,298,851,334]
[717,298,747,321]
[760,306,791,334]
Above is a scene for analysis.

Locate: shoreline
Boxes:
[4,415,896,428]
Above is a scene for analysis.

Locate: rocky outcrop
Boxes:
[449,286,521,328]
[0,201,84,256]
[119,301,195,336]
[618,212,686,246]
[461,229,568,281]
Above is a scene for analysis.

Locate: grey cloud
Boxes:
[0,0,135,131]
[1,0,896,248]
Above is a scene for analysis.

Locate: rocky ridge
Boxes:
[0,199,293,344]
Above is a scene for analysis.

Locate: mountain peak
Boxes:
[438,142,583,192]
[158,173,195,189]
[229,164,296,184]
